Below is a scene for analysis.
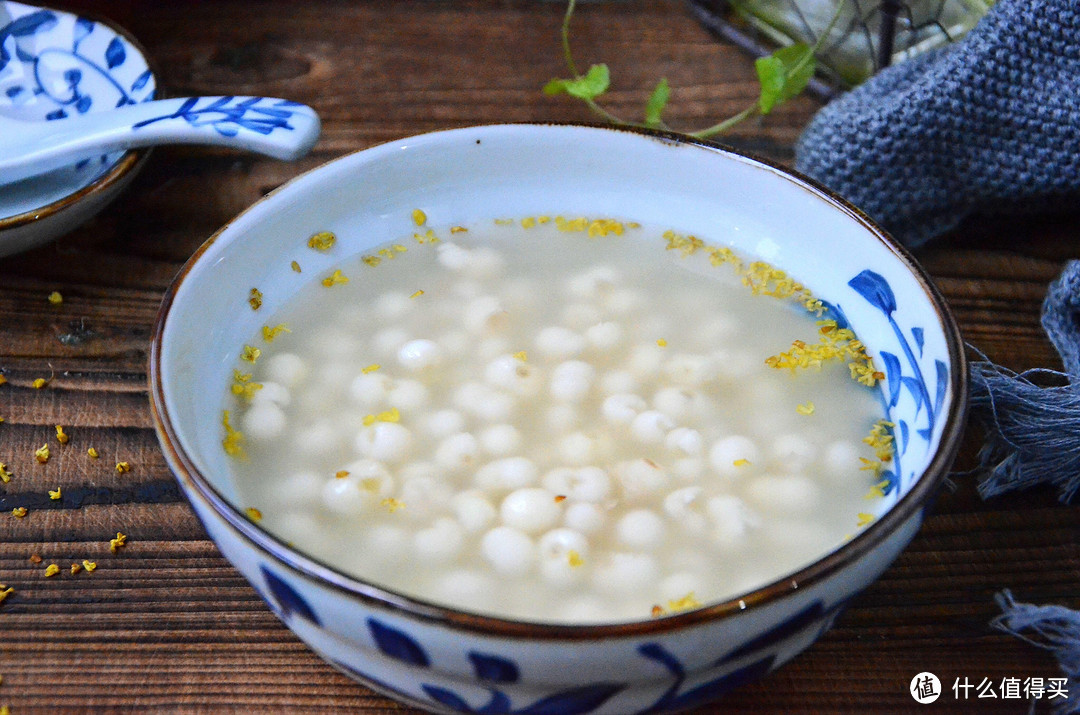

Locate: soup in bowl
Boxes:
[150,123,967,713]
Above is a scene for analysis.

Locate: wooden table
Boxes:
[2,1,1077,712]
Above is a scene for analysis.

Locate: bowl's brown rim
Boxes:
[0,3,159,232]
[149,122,970,641]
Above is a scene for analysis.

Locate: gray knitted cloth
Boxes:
[794,0,1080,247]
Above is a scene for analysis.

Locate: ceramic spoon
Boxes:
[0,95,320,184]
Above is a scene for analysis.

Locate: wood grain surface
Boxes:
[1,1,1078,712]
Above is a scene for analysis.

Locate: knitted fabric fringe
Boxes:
[994,591,1080,714]
[969,260,1080,504]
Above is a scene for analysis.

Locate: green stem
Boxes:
[559,0,628,125]
[690,0,847,139]
[560,0,579,77]
[688,104,758,139]
[554,0,847,138]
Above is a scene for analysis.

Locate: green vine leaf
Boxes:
[644,78,670,128]
[544,63,611,100]
[755,43,815,115]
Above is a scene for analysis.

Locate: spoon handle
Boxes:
[0,96,320,184]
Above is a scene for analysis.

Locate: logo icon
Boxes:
[911,672,942,704]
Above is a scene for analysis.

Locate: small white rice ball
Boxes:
[479,424,522,456]
[434,432,480,472]
[294,420,340,457]
[559,596,608,623]
[242,401,286,440]
[465,247,506,280]
[545,403,582,433]
[397,339,444,372]
[476,337,511,361]
[557,432,595,466]
[653,387,695,422]
[452,279,484,300]
[562,303,603,331]
[585,321,623,351]
[321,474,374,516]
[592,552,658,594]
[268,470,322,506]
[313,363,352,390]
[601,393,647,426]
[670,457,706,482]
[432,570,496,611]
[375,291,412,321]
[627,343,665,381]
[436,242,470,271]
[743,474,820,515]
[537,528,590,585]
[602,288,643,316]
[662,353,715,388]
[542,466,611,503]
[273,511,325,549]
[820,440,863,485]
[439,330,471,358]
[349,373,392,407]
[413,517,466,563]
[535,326,586,360]
[251,381,290,408]
[500,277,539,312]
[399,476,452,521]
[310,329,360,360]
[475,457,540,492]
[264,353,308,388]
[613,459,669,503]
[361,524,410,564]
[615,509,667,551]
[484,355,541,397]
[708,435,761,478]
[567,266,619,300]
[423,409,466,439]
[451,490,498,533]
[388,378,430,412]
[706,494,762,548]
[549,360,595,403]
[463,295,508,334]
[480,526,536,576]
[659,572,703,602]
[714,349,759,382]
[599,370,639,395]
[665,427,704,456]
[563,501,607,534]
[663,486,708,535]
[454,381,515,422]
[630,410,675,444]
[771,433,818,472]
[398,461,438,482]
[339,459,396,496]
[500,488,562,534]
[355,422,412,463]
[372,327,410,357]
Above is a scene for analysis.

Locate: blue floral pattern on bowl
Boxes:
[252,561,849,714]
[0,1,155,222]
[845,269,950,498]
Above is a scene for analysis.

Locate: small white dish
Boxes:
[0,1,155,256]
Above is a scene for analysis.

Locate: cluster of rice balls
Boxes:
[230,217,885,623]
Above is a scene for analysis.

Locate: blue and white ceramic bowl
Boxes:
[150,124,968,713]
[0,1,156,256]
